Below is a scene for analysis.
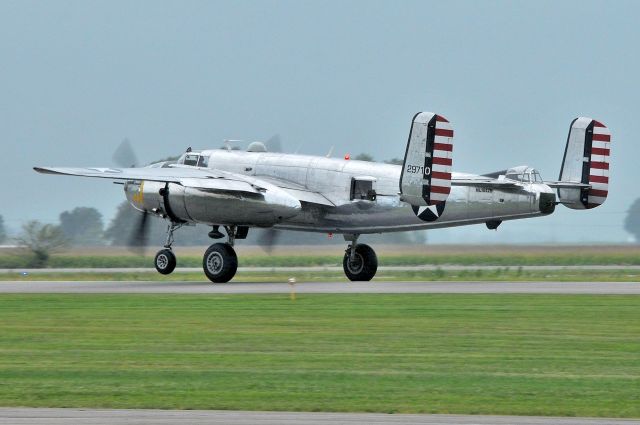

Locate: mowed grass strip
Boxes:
[3,246,640,268]
[0,294,638,417]
[3,268,640,282]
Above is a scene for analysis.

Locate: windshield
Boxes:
[506,172,524,182]
[183,154,199,166]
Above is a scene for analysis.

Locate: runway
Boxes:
[0,280,639,294]
[1,408,638,425]
[3,265,640,274]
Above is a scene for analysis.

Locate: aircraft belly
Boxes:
[279,186,543,234]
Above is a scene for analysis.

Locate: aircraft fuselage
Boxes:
[146,149,555,234]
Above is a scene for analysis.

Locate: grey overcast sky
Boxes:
[1,0,637,243]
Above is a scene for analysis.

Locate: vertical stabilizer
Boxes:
[400,112,454,207]
[558,117,611,209]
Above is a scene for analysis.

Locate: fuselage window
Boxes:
[350,178,377,201]
[197,155,209,168]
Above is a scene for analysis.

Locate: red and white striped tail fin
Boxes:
[400,112,453,208]
[558,117,611,209]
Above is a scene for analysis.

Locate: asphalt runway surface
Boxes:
[1,280,640,294]
[2,409,639,425]
[2,265,640,273]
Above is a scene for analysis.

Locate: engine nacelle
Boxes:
[124,180,300,227]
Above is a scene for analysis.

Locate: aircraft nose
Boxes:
[539,192,556,215]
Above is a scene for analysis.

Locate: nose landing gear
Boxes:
[153,222,182,275]
[154,249,176,275]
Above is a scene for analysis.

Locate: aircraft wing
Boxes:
[34,166,335,205]
[34,166,228,183]
[34,166,280,195]
[246,176,336,207]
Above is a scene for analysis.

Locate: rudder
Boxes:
[558,117,611,209]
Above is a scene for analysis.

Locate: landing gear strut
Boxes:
[202,225,241,283]
[153,222,182,275]
[342,235,378,281]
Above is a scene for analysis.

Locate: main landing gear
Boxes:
[342,235,378,281]
[153,226,379,283]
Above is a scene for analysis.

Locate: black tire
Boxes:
[203,243,238,283]
[154,249,177,275]
[343,244,378,281]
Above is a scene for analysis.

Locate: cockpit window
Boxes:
[506,172,524,182]
[505,168,543,183]
[197,155,209,168]
[183,154,199,166]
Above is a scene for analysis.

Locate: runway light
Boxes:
[344,153,350,160]
[288,278,297,301]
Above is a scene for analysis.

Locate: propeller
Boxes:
[111,139,152,254]
[264,134,283,153]
[128,210,151,255]
[112,138,139,168]
[258,228,281,254]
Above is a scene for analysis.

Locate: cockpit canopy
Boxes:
[504,165,543,183]
[177,151,209,168]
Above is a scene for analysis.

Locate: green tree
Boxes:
[354,153,374,162]
[624,198,640,242]
[104,202,158,246]
[105,202,211,247]
[17,221,67,267]
[384,158,404,165]
[59,207,105,246]
[0,215,6,244]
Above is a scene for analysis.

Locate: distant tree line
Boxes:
[625,199,640,243]
[0,215,6,245]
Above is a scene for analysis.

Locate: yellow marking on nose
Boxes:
[132,181,145,205]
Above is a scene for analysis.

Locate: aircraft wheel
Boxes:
[343,244,377,281]
[203,243,238,283]
[154,249,177,275]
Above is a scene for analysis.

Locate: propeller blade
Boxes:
[113,138,139,168]
[265,134,283,153]
[258,228,280,254]
[128,211,150,254]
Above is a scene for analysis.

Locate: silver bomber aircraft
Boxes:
[35,113,611,283]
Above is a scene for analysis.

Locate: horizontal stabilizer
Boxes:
[451,178,520,189]
[544,181,591,190]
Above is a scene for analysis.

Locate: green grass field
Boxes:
[3,268,640,282]
[1,245,639,268]
[0,294,638,417]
